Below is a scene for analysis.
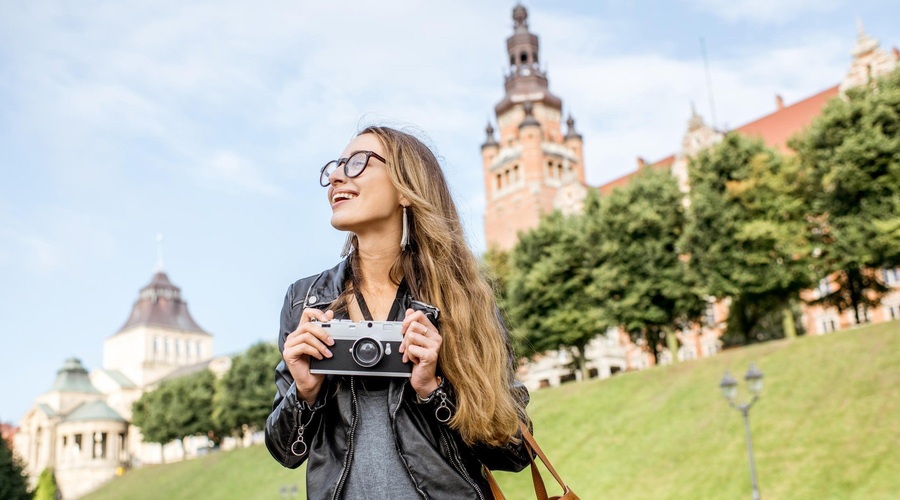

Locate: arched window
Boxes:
[520,51,528,64]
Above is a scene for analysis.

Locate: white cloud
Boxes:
[0,209,118,275]
[544,31,849,185]
[192,151,287,198]
[0,228,58,272]
[685,0,844,23]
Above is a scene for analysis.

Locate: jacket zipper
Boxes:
[391,381,428,499]
[440,426,485,500]
[332,377,359,500]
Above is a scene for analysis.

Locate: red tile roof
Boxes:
[599,155,674,196]
[734,84,840,153]
[597,83,841,194]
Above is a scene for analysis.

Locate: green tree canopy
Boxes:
[213,342,281,438]
[132,369,217,448]
[506,194,608,376]
[684,133,816,344]
[34,467,59,500]
[790,68,900,323]
[0,433,30,500]
[589,169,705,362]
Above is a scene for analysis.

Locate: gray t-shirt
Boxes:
[342,386,420,500]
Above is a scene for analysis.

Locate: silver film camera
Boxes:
[309,320,412,377]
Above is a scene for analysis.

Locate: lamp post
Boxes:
[720,363,764,500]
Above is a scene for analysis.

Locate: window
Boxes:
[92,432,107,459]
[883,268,899,286]
[704,302,716,327]
[815,278,831,299]
[119,433,126,460]
[817,314,839,334]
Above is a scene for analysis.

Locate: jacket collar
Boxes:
[302,257,415,316]
[302,258,351,309]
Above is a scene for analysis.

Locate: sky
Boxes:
[1,0,898,424]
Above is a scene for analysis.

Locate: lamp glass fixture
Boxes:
[719,371,738,401]
[745,363,764,395]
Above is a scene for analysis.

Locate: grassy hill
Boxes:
[86,321,900,499]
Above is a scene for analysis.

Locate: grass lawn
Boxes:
[86,321,900,499]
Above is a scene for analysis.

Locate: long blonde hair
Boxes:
[341,126,522,446]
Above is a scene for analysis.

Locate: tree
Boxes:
[33,467,59,500]
[166,370,217,440]
[506,194,608,378]
[0,432,30,500]
[684,133,817,344]
[790,68,900,323]
[589,169,705,363]
[213,342,281,440]
[132,369,218,455]
[482,247,520,352]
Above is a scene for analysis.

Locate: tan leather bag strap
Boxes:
[483,421,573,500]
[518,421,570,495]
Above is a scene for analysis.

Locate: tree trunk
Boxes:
[665,328,679,363]
[781,303,797,339]
[573,345,588,381]
[645,329,660,365]
[846,269,863,325]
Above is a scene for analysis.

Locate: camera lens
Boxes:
[351,337,383,368]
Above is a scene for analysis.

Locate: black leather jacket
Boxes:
[264,259,532,500]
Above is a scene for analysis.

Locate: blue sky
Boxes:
[1,0,897,424]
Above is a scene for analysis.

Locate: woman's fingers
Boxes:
[301,307,332,325]
[401,319,441,363]
[284,332,333,360]
[286,309,335,361]
[404,344,438,365]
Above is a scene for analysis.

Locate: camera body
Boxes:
[309,320,411,377]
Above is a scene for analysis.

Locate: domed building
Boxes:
[15,358,128,499]
[15,269,215,498]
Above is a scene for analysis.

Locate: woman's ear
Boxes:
[399,196,410,208]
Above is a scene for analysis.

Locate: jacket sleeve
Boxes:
[471,379,532,472]
[419,311,532,472]
[264,282,330,468]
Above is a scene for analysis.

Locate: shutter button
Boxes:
[308,296,318,305]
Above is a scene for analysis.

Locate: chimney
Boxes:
[775,94,785,110]
[637,156,646,169]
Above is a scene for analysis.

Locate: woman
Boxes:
[265,126,531,499]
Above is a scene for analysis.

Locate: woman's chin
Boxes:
[330,217,355,233]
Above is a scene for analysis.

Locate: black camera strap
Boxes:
[353,287,375,322]
[353,279,408,322]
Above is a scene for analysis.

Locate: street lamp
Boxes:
[719,363,764,500]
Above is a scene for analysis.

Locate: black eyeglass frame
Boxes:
[319,150,387,187]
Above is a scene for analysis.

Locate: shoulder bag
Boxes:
[484,421,580,500]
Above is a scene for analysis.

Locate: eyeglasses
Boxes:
[319,150,386,187]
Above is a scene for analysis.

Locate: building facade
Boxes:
[484,6,899,389]
[481,4,588,251]
[14,269,215,498]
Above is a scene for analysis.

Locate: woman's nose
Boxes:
[329,163,347,185]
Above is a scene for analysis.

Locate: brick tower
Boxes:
[482,4,587,250]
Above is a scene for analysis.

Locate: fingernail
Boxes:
[327,337,334,346]
[325,349,333,358]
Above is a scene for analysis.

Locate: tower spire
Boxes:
[155,233,164,272]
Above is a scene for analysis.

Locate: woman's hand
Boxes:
[400,308,443,398]
[283,308,334,405]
